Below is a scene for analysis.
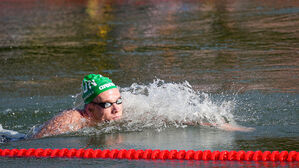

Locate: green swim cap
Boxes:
[82,74,117,104]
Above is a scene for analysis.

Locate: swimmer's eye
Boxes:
[92,98,122,109]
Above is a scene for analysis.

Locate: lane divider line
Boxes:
[0,148,298,161]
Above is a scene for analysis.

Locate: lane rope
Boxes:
[0,148,298,161]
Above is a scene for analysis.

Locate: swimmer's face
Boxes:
[87,88,123,122]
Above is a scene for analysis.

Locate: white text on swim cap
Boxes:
[99,83,115,90]
[82,80,97,93]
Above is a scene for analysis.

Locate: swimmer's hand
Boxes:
[218,123,255,132]
[184,121,255,132]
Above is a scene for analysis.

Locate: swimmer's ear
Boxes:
[85,103,95,113]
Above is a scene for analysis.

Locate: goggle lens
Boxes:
[93,98,122,109]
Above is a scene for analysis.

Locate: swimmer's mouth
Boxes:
[112,116,121,120]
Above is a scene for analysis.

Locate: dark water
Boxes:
[0,0,298,167]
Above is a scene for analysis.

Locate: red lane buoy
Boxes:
[0,148,297,162]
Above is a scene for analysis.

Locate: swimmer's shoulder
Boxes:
[33,109,88,138]
[57,109,87,122]
[56,108,83,117]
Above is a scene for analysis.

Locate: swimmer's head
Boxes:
[82,74,117,104]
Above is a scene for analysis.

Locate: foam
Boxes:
[0,124,25,143]
[80,79,237,135]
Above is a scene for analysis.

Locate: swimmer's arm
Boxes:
[32,110,82,138]
[217,123,255,132]
[32,115,68,138]
[185,122,255,132]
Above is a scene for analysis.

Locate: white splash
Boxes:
[0,124,25,143]
[81,79,237,135]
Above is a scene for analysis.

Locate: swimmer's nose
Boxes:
[111,103,120,114]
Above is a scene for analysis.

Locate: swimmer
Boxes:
[33,74,253,138]
[33,74,123,138]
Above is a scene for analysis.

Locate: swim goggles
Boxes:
[91,98,122,109]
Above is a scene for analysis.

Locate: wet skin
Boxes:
[85,88,123,122]
[33,88,123,138]
[32,87,253,138]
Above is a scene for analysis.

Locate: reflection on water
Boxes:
[85,133,124,148]
[237,137,299,151]
[83,128,235,151]
[0,0,298,95]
